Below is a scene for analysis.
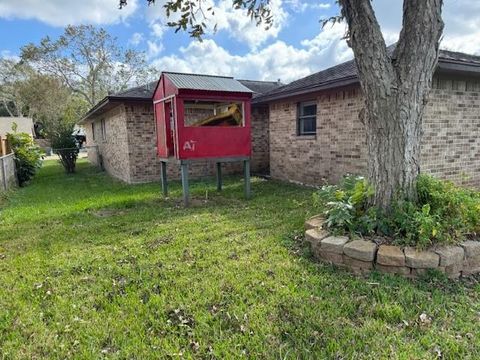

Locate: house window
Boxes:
[100,119,106,141]
[297,101,317,136]
[91,122,96,141]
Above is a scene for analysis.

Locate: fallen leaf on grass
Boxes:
[419,312,432,326]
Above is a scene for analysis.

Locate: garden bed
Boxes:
[305,215,480,278]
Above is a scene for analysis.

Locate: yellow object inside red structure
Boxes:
[191,104,242,127]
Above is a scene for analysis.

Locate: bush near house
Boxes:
[6,132,43,186]
[51,127,79,173]
[314,174,480,249]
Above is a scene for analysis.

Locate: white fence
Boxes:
[0,153,16,191]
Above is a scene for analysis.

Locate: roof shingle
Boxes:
[113,80,158,99]
[238,79,283,98]
[254,49,480,103]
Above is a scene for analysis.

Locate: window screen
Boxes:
[297,101,317,136]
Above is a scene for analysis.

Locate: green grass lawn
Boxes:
[1,159,480,359]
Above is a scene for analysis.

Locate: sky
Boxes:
[0,0,479,83]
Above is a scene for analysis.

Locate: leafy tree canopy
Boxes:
[21,25,157,107]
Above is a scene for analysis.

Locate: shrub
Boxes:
[6,132,43,186]
[51,127,79,173]
[314,174,480,249]
[313,175,375,235]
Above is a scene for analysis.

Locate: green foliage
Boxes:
[119,0,272,39]
[50,118,80,174]
[6,132,43,186]
[315,174,480,249]
[314,175,374,234]
[21,25,157,107]
[2,160,480,358]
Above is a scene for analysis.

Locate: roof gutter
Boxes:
[254,59,480,104]
[78,96,109,124]
[253,76,359,104]
[437,59,480,75]
[78,95,152,124]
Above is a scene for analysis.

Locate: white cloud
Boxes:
[129,32,144,46]
[152,23,351,83]
[147,40,163,58]
[0,0,138,26]
[207,0,287,49]
[286,0,331,13]
[150,23,167,39]
[145,0,288,49]
[372,0,480,54]
[441,0,480,54]
[0,50,19,61]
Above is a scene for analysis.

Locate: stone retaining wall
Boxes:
[305,216,480,279]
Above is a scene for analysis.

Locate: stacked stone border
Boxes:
[305,215,480,279]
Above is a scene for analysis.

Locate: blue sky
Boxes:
[1,0,479,82]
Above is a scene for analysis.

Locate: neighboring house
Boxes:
[81,49,480,188]
[254,49,480,188]
[0,117,34,138]
[80,77,281,183]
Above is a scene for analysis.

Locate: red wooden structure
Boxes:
[153,72,253,205]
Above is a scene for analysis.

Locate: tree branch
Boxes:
[338,0,395,96]
[393,0,444,84]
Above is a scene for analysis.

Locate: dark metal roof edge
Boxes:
[437,59,480,74]
[163,71,234,79]
[177,88,253,96]
[253,76,359,104]
[79,96,151,124]
[108,95,153,101]
[237,79,282,84]
[78,97,110,124]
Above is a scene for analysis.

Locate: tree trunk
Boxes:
[365,90,423,209]
[339,0,444,210]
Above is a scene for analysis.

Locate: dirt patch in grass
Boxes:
[90,208,127,218]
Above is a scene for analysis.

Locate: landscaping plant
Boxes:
[43,99,86,174]
[314,174,480,249]
[6,130,43,186]
[51,124,80,174]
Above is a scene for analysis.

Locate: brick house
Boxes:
[80,77,279,183]
[254,49,480,188]
[82,49,480,188]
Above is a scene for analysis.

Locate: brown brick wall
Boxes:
[251,105,270,174]
[269,77,480,188]
[421,85,480,187]
[269,87,365,185]
[86,101,270,184]
[85,105,131,183]
[124,102,160,183]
